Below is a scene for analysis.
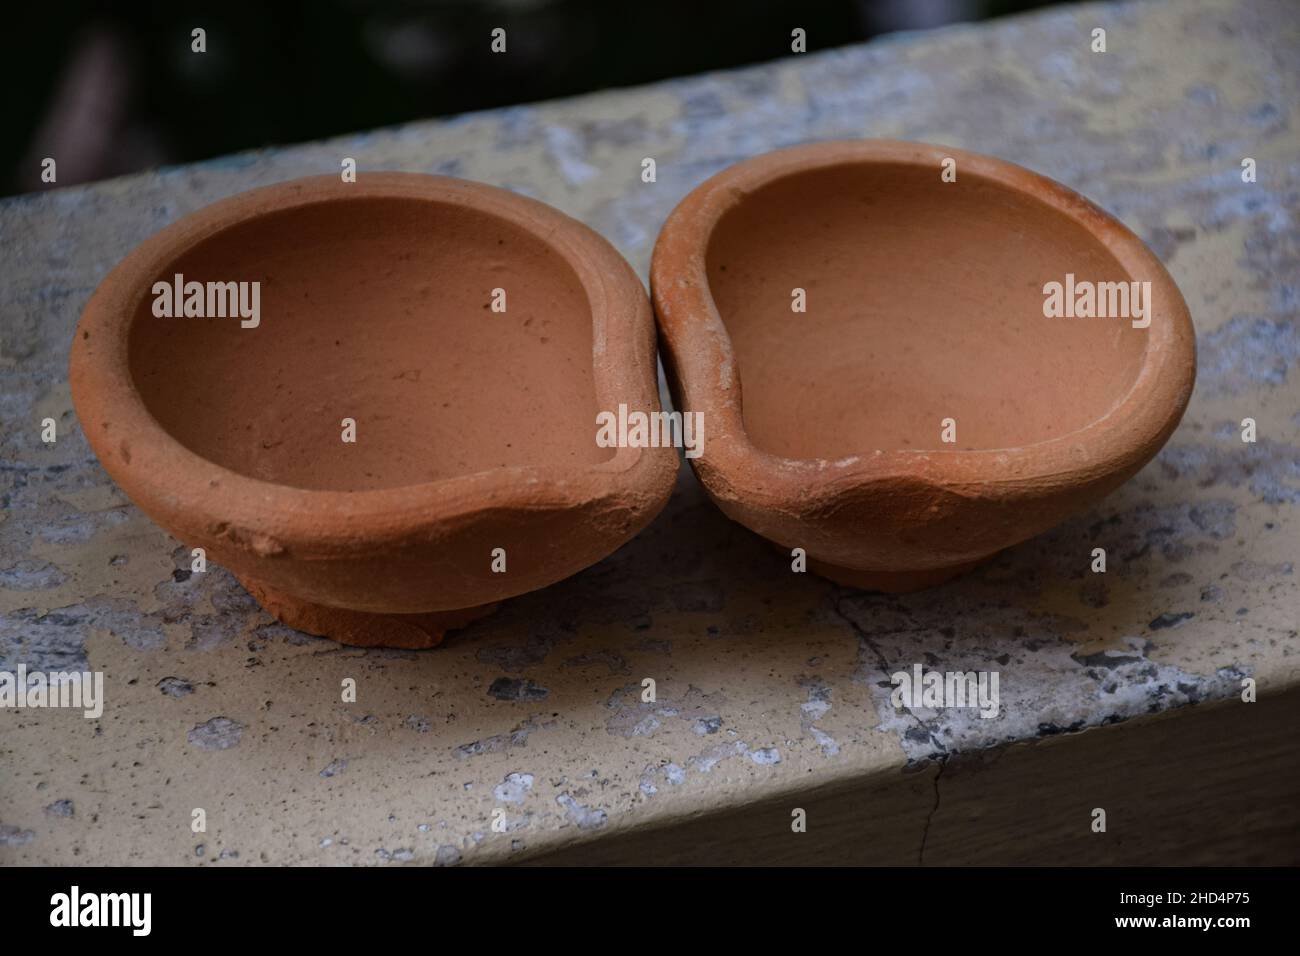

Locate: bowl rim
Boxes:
[650,139,1196,505]
[70,173,669,553]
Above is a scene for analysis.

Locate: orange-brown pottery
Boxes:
[72,174,677,647]
[651,141,1196,591]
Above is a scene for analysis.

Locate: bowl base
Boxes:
[808,556,987,593]
[238,576,498,649]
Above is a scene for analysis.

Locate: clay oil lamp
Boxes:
[651,141,1196,591]
[71,174,677,646]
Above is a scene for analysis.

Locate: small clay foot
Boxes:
[238,576,498,649]
[808,557,989,593]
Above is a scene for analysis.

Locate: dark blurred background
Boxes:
[5,0,1069,197]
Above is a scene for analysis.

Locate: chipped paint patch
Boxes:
[187,717,244,751]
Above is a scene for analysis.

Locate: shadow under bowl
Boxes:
[71,173,676,646]
[650,140,1196,591]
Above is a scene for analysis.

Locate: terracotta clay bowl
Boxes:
[651,141,1196,591]
[71,174,676,647]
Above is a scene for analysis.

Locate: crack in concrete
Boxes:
[918,758,946,865]
[829,588,952,864]
[829,589,949,757]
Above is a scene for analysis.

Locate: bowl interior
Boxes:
[128,196,611,492]
[705,162,1149,459]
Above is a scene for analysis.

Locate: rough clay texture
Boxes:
[125,189,610,491]
[702,156,1152,456]
[2,0,1299,864]
[651,139,1196,589]
[68,174,675,639]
